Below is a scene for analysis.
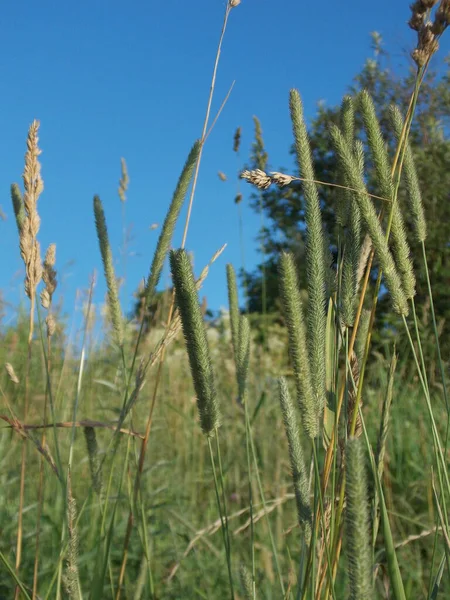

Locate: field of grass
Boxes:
[1,1,450,599]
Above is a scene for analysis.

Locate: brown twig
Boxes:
[0,416,144,439]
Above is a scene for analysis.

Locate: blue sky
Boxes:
[0,0,446,325]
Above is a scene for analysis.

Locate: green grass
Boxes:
[0,317,448,598]
[1,3,450,598]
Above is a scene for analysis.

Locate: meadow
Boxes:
[1,1,450,599]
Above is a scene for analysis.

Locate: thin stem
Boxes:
[248,421,286,596]
[15,293,35,598]
[115,3,234,590]
[180,3,232,249]
[215,432,235,596]
[208,434,235,599]
[312,442,337,600]
[32,317,53,598]
[244,396,256,598]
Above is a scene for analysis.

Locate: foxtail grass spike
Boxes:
[340,95,355,147]
[341,140,363,327]
[145,141,200,304]
[251,116,268,172]
[233,127,242,154]
[356,309,371,367]
[376,353,397,483]
[289,89,327,413]
[359,90,415,300]
[118,157,129,204]
[226,263,240,363]
[322,227,337,299]
[336,96,356,228]
[390,104,427,243]
[11,184,25,235]
[330,125,409,316]
[236,315,250,404]
[170,249,220,435]
[278,252,318,438]
[239,564,254,600]
[359,90,393,201]
[63,471,80,599]
[345,437,374,600]
[373,352,397,545]
[93,196,124,347]
[278,377,312,541]
[83,426,103,496]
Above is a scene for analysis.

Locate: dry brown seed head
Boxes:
[46,313,56,337]
[41,243,57,308]
[230,0,241,7]
[240,169,272,190]
[270,172,294,188]
[419,21,436,43]
[44,243,56,267]
[412,48,428,66]
[432,0,450,32]
[412,21,440,66]
[41,289,51,309]
[218,171,227,182]
[5,363,20,384]
[20,120,44,299]
[409,11,426,29]
[234,193,243,204]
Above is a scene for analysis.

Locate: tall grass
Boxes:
[1,1,450,599]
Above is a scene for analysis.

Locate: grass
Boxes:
[1,321,448,598]
[1,1,450,598]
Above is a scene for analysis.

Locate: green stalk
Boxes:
[248,423,286,596]
[208,434,235,599]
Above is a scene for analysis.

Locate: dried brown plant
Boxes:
[5,363,20,385]
[409,0,449,66]
[41,244,57,309]
[16,120,45,593]
[20,120,43,306]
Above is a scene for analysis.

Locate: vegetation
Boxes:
[1,1,450,599]
[242,35,450,352]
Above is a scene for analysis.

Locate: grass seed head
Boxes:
[432,0,450,33]
[41,243,57,309]
[5,363,20,385]
[118,157,129,203]
[233,126,242,152]
[20,120,44,300]
[270,171,294,187]
[240,169,272,189]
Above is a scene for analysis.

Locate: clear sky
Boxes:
[0,0,446,325]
